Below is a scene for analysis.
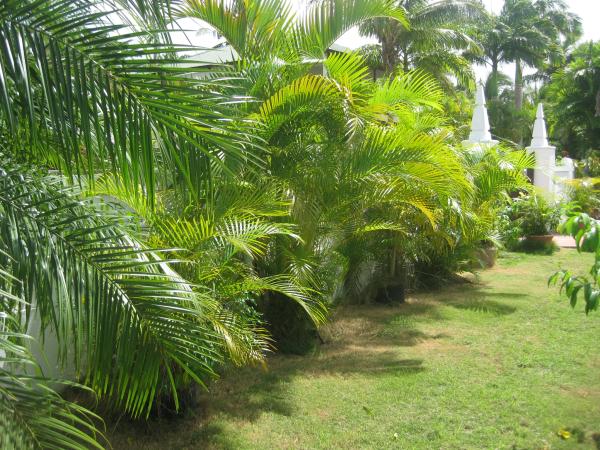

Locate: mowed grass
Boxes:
[110,249,600,449]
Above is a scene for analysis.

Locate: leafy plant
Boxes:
[544,42,600,159]
[0,298,105,450]
[506,194,560,236]
[549,212,600,313]
[565,178,600,219]
[1,0,425,444]
[358,0,484,87]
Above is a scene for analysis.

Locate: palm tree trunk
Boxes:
[382,39,396,75]
[514,57,524,111]
[489,60,499,99]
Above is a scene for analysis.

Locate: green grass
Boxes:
[110,249,600,449]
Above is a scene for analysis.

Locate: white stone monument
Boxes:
[526,104,556,196]
[463,82,498,146]
[526,103,574,200]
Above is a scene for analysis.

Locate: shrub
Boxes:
[566,178,600,219]
[499,194,562,253]
[507,194,561,236]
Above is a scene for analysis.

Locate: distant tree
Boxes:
[544,41,600,159]
[358,0,484,87]
[486,84,537,145]
[467,16,510,99]
[499,0,581,112]
[358,44,385,80]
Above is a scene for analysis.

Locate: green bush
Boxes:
[499,194,562,253]
[508,194,561,236]
[549,212,600,314]
[566,178,600,219]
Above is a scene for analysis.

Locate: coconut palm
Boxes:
[357,0,485,87]
[499,0,581,112]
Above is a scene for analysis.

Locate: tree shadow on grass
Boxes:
[436,284,526,317]
[109,282,522,449]
[189,282,523,431]
[593,432,600,450]
[448,298,517,316]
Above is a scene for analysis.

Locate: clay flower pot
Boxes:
[525,234,554,244]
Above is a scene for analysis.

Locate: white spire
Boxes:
[531,103,549,147]
[466,81,496,144]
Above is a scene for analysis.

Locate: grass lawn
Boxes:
[110,249,600,449]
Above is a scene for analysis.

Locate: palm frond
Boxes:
[0,155,226,418]
[296,0,407,59]
[0,291,105,450]
[178,0,294,59]
[0,0,257,204]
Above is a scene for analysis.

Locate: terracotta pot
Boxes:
[525,235,554,244]
[473,246,497,268]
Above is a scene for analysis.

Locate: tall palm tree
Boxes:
[466,15,511,100]
[358,0,485,86]
[499,0,581,112]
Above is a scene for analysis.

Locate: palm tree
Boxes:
[180,0,408,62]
[0,1,536,447]
[499,0,581,112]
[0,0,414,445]
[545,41,600,159]
[234,56,472,305]
[358,0,485,86]
[466,15,511,100]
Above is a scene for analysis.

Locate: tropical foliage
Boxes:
[485,0,581,111]
[0,0,540,447]
[358,0,484,87]
[544,41,600,159]
[468,0,582,145]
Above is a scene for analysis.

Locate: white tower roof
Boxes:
[530,103,550,148]
[466,82,497,145]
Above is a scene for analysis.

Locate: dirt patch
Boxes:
[560,385,600,399]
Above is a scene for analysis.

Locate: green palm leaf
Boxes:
[297,0,407,59]
[0,155,227,418]
[0,288,105,450]
[0,0,257,204]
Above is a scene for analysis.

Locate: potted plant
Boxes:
[513,194,560,244]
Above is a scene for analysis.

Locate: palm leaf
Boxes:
[295,0,408,59]
[0,288,105,450]
[0,155,227,418]
[0,0,257,204]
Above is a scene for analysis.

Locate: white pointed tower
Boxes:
[527,104,556,197]
[464,81,498,146]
